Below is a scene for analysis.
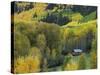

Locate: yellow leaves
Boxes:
[63,54,78,70]
[78,54,86,69]
[63,52,97,70]
[66,63,78,70]
[14,9,34,22]
[14,3,48,23]
[14,57,29,73]
[62,20,97,40]
[90,51,97,69]
[63,28,74,40]
[67,21,79,27]
[14,56,40,73]
[64,59,78,70]
[34,3,47,16]
[64,53,87,70]
[26,56,40,72]
[62,28,68,40]
[71,13,83,21]
[29,47,42,60]
[36,34,46,51]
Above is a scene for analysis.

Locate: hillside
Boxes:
[11,2,97,74]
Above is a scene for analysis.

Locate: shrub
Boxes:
[62,54,72,70]
[14,57,28,73]
[65,62,78,70]
[64,56,78,70]
[90,51,97,69]
[14,56,40,73]
[78,54,86,69]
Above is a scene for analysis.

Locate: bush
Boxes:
[90,51,97,69]
[14,56,40,73]
[64,55,78,70]
[64,62,78,70]
[62,54,72,70]
[78,54,86,69]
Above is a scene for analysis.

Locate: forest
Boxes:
[11,2,97,74]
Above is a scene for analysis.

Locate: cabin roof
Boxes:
[73,49,82,52]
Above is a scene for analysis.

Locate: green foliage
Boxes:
[64,61,78,70]
[42,58,48,71]
[14,32,30,58]
[36,34,46,52]
[63,54,72,69]
[72,5,97,16]
[90,51,97,69]
[78,54,86,69]
[80,11,97,23]
[41,11,71,25]
[62,20,97,53]
[67,21,79,27]
[29,47,42,60]
[40,23,61,51]
[51,49,57,60]
[14,21,38,46]
[91,39,97,51]
[63,54,78,70]
[71,13,83,21]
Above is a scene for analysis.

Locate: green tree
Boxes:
[14,55,40,73]
[51,49,57,60]
[14,32,30,58]
[42,58,48,72]
[62,53,72,70]
[29,47,42,60]
[91,39,97,51]
[36,34,46,53]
